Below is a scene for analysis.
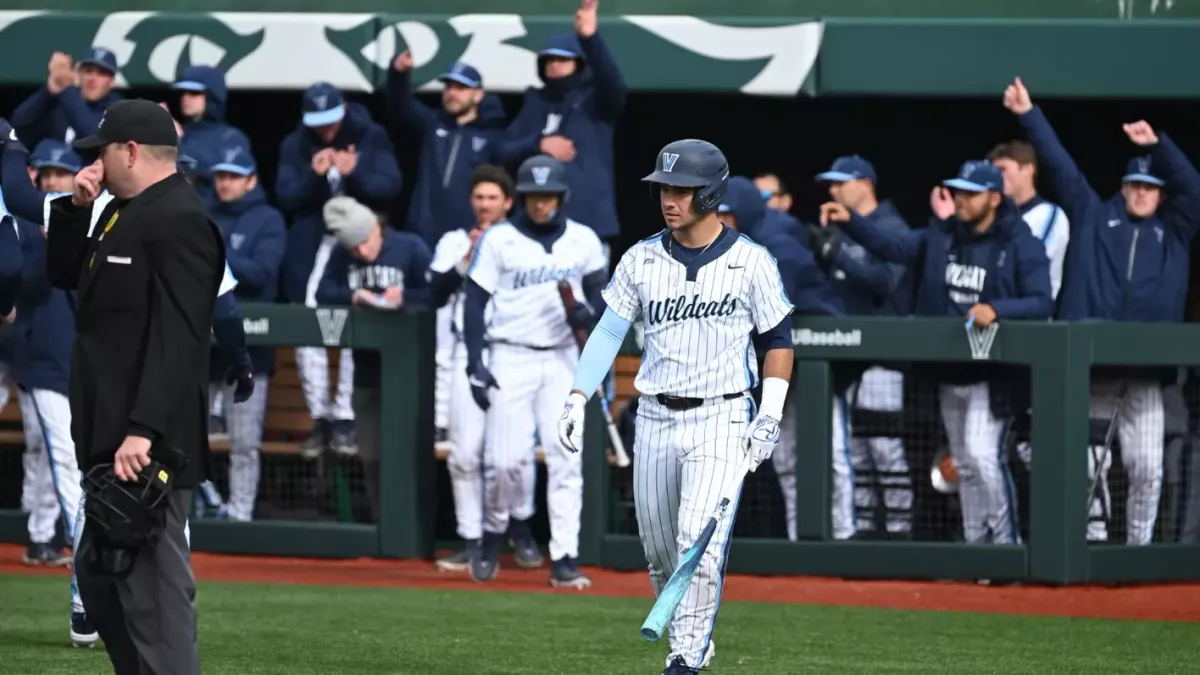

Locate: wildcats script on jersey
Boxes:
[603,228,794,399]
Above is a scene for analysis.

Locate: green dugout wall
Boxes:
[3,305,1197,585]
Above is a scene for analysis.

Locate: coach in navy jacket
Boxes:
[501,16,626,240]
[830,160,1053,326]
[811,155,912,316]
[278,83,403,305]
[12,47,122,149]
[11,216,74,397]
[387,59,517,246]
[209,143,287,377]
[172,65,253,207]
[720,176,803,244]
[1015,107,1200,323]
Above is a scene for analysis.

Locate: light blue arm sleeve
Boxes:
[571,308,632,398]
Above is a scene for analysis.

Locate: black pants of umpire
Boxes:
[76,489,200,675]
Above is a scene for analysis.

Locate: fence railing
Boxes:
[1,306,1197,585]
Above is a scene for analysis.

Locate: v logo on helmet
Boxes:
[662,153,680,172]
[531,166,551,186]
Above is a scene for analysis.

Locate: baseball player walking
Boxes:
[559,140,795,674]
[1005,77,1200,544]
[822,159,1054,545]
[463,155,607,588]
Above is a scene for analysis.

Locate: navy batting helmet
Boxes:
[641,139,729,214]
[515,154,570,196]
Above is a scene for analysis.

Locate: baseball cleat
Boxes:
[23,543,71,567]
[507,519,544,569]
[471,533,502,582]
[70,612,99,648]
[329,420,359,457]
[298,419,331,459]
[549,557,591,590]
[435,539,479,573]
[662,656,700,674]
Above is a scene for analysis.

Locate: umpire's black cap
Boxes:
[74,99,179,150]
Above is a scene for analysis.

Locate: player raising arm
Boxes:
[557,140,794,675]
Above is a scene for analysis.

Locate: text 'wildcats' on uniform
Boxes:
[605,229,793,398]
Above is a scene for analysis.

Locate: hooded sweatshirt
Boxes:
[501,32,627,239]
[387,69,511,246]
[276,102,403,304]
[174,66,254,208]
[12,83,122,150]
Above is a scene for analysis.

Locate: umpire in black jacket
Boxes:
[47,99,222,675]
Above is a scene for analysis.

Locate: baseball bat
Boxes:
[556,280,632,468]
[640,452,752,642]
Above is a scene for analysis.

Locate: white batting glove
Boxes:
[557,391,588,453]
[743,413,781,472]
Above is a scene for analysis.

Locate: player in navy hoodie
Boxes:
[810,154,913,539]
[1005,77,1200,545]
[317,196,432,522]
[207,143,287,522]
[172,65,253,207]
[12,47,122,149]
[278,82,404,458]
[717,192,845,542]
[825,159,1053,546]
[500,0,626,244]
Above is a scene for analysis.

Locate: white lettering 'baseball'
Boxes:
[603,230,793,399]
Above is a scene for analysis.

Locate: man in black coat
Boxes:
[46,98,222,675]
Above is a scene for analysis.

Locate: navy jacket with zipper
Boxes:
[826,201,911,316]
[386,70,515,246]
[502,32,627,239]
[209,186,287,377]
[277,102,403,304]
[11,217,74,396]
[1018,106,1200,322]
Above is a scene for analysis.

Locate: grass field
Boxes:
[2,574,1197,674]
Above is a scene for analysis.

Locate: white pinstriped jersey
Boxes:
[603,229,794,398]
[468,219,606,349]
[1020,200,1069,300]
[430,226,497,334]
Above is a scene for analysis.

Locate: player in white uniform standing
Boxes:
[558,140,795,675]
[463,155,607,587]
[428,166,545,571]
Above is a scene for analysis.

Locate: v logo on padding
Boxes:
[965,323,999,360]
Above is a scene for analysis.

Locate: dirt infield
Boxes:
[3,543,1197,623]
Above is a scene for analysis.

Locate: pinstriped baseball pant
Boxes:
[294,347,354,421]
[1089,380,1164,545]
[209,379,270,521]
[635,394,753,671]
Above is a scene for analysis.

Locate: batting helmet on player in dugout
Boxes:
[515,154,570,197]
[641,139,730,213]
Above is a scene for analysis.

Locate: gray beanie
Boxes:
[323,196,377,249]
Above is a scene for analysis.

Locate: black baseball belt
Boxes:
[654,392,744,412]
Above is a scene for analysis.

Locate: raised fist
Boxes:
[1003,77,1032,115]
[1123,121,1159,147]
[392,50,414,72]
[575,0,598,38]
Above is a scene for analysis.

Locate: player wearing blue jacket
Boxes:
[172,65,253,208]
[500,0,626,242]
[811,155,913,539]
[1005,78,1200,545]
[387,56,524,246]
[12,47,122,149]
[826,159,1053,546]
[718,176,804,243]
[207,143,287,522]
[317,196,432,522]
[278,82,404,458]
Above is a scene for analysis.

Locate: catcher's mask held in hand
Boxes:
[81,461,175,579]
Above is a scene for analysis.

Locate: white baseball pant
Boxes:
[847,368,911,535]
[209,378,270,521]
[447,343,488,541]
[294,347,355,422]
[434,304,454,431]
[1088,380,1164,545]
[483,343,579,561]
[635,393,752,671]
[773,391,847,541]
[939,382,1019,544]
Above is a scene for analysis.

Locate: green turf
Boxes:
[0,574,1195,674]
